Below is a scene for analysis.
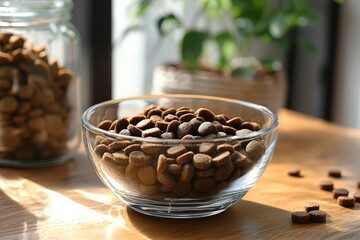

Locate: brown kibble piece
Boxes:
[112,152,129,165]
[143,104,157,116]
[157,173,177,188]
[199,142,216,155]
[172,182,192,196]
[128,114,146,125]
[0,96,18,113]
[155,121,169,131]
[319,180,334,191]
[337,196,355,208]
[215,160,234,182]
[127,124,142,136]
[140,143,162,155]
[222,125,236,135]
[193,177,216,192]
[198,121,216,136]
[196,108,216,122]
[179,113,196,122]
[125,164,139,183]
[291,211,309,224]
[164,114,179,122]
[157,154,169,174]
[138,166,157,185]
[94,144,109,157]
[216,143,235,154]
[193,153,212,170]
[161,107,176,118]
[180,163,194,182]
[167,163,183,175]
[328,169,342,178]
[136,119,154,130]
[288,169,302,177]
[176,151,194,165]
[212,151,231,167]
[110,117,129,133]
[129,151,151,167]
[167,145,187,158]
[226,117,243,129]
[160,132,175,139]
[140,184,160,195]
[142,127,161,138]
[354,192,360,203]
[124,144,141,155]
[177,122,192,139]
[333,188,349,199]
[102,152,114,162]
[304,202,320,212]
[166,120,180,133]
[236,129,253,136]
[309,210,326,223]
[241,121,260,131]
[246,140,266,161]
[195,167,215,178]
[108,141,130,152]
[147,108,162,118]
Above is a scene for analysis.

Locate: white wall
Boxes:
[332,0,360,129]
[111,1,179,99]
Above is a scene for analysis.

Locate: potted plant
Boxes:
[129,0,335,112]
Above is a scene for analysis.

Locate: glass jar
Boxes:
[0,0,81,167]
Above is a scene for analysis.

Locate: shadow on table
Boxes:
[126,200,343,239]
[0,189,39,240]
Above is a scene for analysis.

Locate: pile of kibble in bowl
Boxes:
[93,105,266,198]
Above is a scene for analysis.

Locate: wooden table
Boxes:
[1,109,360,239]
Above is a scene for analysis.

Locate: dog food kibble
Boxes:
[291,211,310,224]
[354,192,360,203]
[0,32,76,160]
[92,104,265,198]
[304,202,320,212]
[309,210,327,223]
[288,168,302,177]
[319,180,334,192]
[328,169,342,178]
[333,188,349,199]
[337,196,355,208]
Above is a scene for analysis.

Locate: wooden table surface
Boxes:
[1,109,360,240]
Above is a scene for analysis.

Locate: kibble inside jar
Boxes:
[0,32,78,163]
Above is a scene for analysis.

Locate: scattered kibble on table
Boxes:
[353,192,360,203]
[337,196,355,208]
[333,188,349,199]
[319,180,334,192]
[288,168,302,177]
[304,202,320,212]
[328,169,342,178]
[291,211,310,224]
[309,210,327,223]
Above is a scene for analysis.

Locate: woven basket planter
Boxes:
[151,64,287,113]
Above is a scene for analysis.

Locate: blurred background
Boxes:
[72,0,360,129]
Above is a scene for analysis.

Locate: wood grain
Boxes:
[1,109,360,239]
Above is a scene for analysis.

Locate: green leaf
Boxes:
[200,0,232,18]
[214,32,236,69]
[181,30,209,70]
[157,14,181,36]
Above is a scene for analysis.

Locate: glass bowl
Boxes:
[81,94,278,218]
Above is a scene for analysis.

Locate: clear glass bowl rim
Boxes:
[81,94,279,144]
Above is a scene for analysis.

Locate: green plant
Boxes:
[131,0,340,78]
